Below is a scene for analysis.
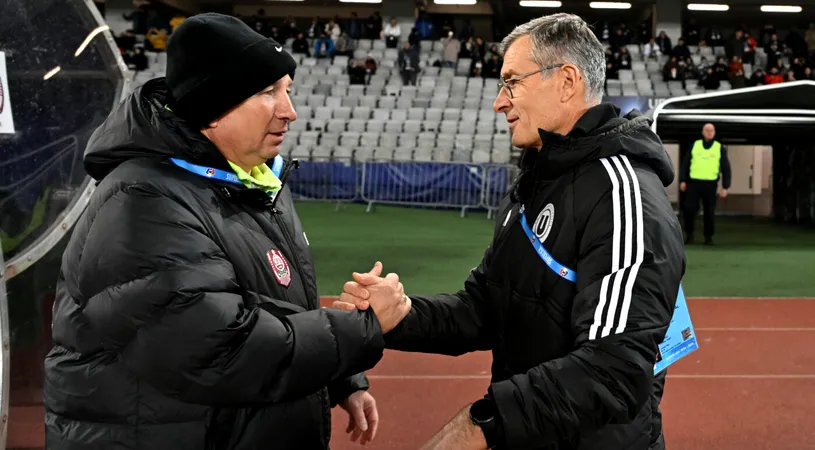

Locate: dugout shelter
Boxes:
[650,80,815,227]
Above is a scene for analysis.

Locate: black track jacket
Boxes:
[386,104,686,450]
[43,78,385,449]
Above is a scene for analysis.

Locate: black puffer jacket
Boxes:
[386,104,685,450]
[43,78,385,450]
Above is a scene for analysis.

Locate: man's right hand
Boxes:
[680,182,687,192]
[332,262,411,334]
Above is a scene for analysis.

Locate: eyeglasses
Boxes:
[497,64,564,99]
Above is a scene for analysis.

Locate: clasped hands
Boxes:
[332,261,411,334]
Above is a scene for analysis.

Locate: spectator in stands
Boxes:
[382,17,401,48]
[326,19,341,40]
[764,36,781,64]
[487,43,501,59]
[748,68,766,86]
[284,16,298,40]
[680,123,731,245]
[131,46,148,72]
[307,17,320,39]
[699,66,720,90]
[662,56,678,78]
[786,70,796,82]
[249,9,269,36]
[765,66,784,84]
[459,36,477,58]
[664,64,685,89]
[483,53,501,79]
[408,27,421,47]
[728,56,743,78]
[726,30,744,61]
[637,19,653,45]
[616,46,632,70]
[730,68,747,89]
[683,19,699,46]
[333,32,355,58]
[471,61,483,77]
[367,11,383,40]
[45,13,391,450]
[742,32,757,65]
[415,11,434,40]
[655,30,671,55]
[769,57,786,76]
[123,2,149,34]
[696,56,710,76]
[335,12,683,450]
[442,32,460,68]
[115,29,136,52]
[398,42,420,86]
[672,38,691,59]
[170,14,185,32]
[348,59,367,85]
[347,12,363,39]
[642,37,661,60]
[364,54,378,83]
[269,25,283,42]
[791,57,807,80]
[760,24,776,46]
[682,57,698,80]
[608,27,629,51]
[292,32,310,56]
[145,27,169,52]
[712,56,729,81]
[314,32,335,59]
[705,28,724,47]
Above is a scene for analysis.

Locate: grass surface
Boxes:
[296,202,815,298]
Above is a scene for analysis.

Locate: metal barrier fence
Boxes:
[287,158,519,218]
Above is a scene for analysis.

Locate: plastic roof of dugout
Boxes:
[650,80,815,144]
[0,0,129,281]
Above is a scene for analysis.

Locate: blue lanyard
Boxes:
[170,158,243,185]
[169,155,285,186]
[518,205,578,283]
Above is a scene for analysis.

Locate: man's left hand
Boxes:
[339,390,379,445]
[720,188,728,199]
[420,404,488,450]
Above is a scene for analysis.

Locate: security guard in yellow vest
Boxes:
[679,123,731,245]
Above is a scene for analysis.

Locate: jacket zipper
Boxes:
[268,160,311,303]
[269,160,331,444]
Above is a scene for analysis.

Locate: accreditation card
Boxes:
[654,285,699,374]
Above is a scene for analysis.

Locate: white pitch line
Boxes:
[696,327,815,331]
[367,374,815,380]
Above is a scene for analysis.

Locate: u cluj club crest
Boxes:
[267,249,291,287]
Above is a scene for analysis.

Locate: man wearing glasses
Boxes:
[334,13,685,450]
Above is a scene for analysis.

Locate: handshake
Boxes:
[331,261,412,333]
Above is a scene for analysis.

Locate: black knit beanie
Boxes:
[165,13,296,128]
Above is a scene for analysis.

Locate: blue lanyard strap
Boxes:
[519,205,578,283]
[169,155,285,186]
[170,158,243,186]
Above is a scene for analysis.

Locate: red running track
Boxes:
[7,298,815,450]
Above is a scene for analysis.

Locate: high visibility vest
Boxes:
[689,140,721,181]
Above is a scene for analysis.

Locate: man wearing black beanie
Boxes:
[44,12,406,450]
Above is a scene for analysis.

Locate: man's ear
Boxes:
[559,64,582,103]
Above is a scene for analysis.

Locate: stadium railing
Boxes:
[287,158,519,219]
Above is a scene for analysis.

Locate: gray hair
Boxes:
[500,13,606,104]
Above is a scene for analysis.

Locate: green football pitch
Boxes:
[295,201,815,298]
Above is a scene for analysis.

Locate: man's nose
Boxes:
[280,94,297,122]
[493,88,510,113]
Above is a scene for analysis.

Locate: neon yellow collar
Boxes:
[227,161,282,193]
